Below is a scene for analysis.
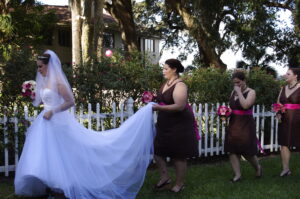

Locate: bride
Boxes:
[14,50,155,199]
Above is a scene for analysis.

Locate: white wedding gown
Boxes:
[15,88,155,199]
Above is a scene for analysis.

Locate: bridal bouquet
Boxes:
[141,91,156,103]
[272,103,285,123]
[217,106,232,125]
[21,80,36,100]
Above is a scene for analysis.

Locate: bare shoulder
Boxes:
[175,81,187,88]
[247,88,256,95]
[174,81,187,94]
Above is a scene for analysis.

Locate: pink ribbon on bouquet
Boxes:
[158,102,201,140]
[256,138,265,155]
[283,104,300,110]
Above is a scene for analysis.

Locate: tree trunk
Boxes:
[81,0,93,65]
[105,0,138,52]
[70,0,82,66]
[93,0,104,62]
[165,0,227,69]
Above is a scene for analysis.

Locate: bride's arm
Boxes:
[43,84,75,120]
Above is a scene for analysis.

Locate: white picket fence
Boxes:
[0,100,279,176]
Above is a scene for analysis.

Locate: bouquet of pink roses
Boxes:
[21,80,36,100]
[272,103,285,123]
[141,91,156,103]
[217,105,232,124]
[272,103,285,114]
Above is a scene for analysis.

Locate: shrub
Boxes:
[184,68,281,108]
[184,68,232,104]
[72,50,164,108]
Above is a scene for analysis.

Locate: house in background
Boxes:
[42,5,160,64]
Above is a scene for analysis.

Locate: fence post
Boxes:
[204,103,209,157]
[216,103,220,155]
[96,103,100,131]
[3,107,9,176]
[209,104,215,156]
[112,102,116,128]
[88,103,92,129]
[14,105,19,167]
[126,97,134,117]
[198,103,203,156]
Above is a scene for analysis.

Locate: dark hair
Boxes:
[232,71,246,81]
[165,59,184,73]
[289,68,300,81]
[37,53,50,65]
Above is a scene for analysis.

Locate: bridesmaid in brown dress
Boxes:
[277,68,300,177]
[152,59,198,193]
[225,71,262,182]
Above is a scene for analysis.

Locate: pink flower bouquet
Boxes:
[272,103,285,123]
[21,80,36,100]
[141,91,156,103]
[217,106,232,124]
[272,103,285,114]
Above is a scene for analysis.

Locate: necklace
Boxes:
[167,77,179,86]
[288,82,298,89]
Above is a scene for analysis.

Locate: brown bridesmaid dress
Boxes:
[278,86,300,148]
[224,91,258,155]
[154,82,199,158]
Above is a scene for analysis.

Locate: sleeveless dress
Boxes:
[278,86,300,147]
[154,82,199,158]
[224,91,257,155]
[14,88,155,199]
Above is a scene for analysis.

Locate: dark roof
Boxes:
[43,5,117,26]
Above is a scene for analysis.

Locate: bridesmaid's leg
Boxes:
[244,155,262,177]
[154,155,170,187]
[280,146,291,176]
[172,158,187,192]
[229,153,241,181]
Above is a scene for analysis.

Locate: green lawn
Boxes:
[1,154,300,199]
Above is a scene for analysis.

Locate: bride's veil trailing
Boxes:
[33,50,74,107]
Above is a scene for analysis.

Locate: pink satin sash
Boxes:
[284,104,300,109]
[232,109,253,115]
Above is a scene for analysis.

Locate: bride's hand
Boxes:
[43,110,53,120]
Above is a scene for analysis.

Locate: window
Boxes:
[103,32,114,48]
[141,38,155,52]
[43,30,53,46]
[58,29,71,47]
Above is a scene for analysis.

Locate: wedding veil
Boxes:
[33,50,74,107]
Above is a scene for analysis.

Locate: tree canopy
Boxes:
[134,0,299,69]
[0,0,57,61]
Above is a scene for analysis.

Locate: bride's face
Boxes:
[37,60,48,77]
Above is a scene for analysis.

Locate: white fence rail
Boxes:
[0,101,278,176]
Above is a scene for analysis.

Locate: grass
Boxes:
[1,154,300,199]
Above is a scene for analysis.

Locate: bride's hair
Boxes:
[37,54,51,64]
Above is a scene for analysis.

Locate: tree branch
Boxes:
[263,0,294,11]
